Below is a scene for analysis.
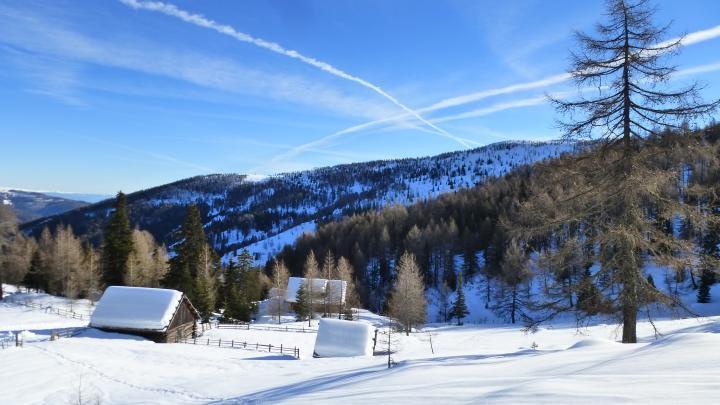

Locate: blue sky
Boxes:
[1,0,719,194]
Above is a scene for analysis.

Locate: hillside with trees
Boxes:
[20,141,576,263]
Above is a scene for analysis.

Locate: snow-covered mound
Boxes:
[313,318,374,357]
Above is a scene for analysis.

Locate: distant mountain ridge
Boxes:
[21,140,578,263]
[1,189,89,222]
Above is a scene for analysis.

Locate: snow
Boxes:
[89,287,184,332]
[313,318,374,357]
[4,285,720,403]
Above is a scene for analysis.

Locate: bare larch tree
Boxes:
[521,0,720,343]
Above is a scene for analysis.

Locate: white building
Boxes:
[285,277,347,304]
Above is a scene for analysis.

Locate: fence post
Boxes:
[207,338,210,346]
[219,339,222,347]
[231,340,234,348]
[256,343,259,350]
[269,344,272,353]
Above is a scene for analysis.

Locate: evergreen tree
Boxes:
[451,273,469,325]
[698,215,720,303]
[576,268,603,315]
[23,250,45,293]
[697,269,715,304]
[165,205,209,303]
[295,283,311,324]
[102,192,133,286]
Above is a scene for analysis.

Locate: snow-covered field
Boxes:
[2,284,720,404]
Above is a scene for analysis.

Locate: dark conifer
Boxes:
[450,273,469,325]
[102,192,133,286]
[697,269,714,304]
[165,205,210,302]
[295,284,311,323]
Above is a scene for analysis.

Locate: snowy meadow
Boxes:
[2,284,720,404]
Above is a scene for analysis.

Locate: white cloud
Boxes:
[0,4,399,121]
[119,0,468,148]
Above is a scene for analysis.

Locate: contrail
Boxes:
[271,24,720,164]
[118,0,468,147]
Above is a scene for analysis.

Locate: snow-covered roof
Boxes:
[286,277,327,303]
[313,318,374,357]
[325,280,347,304]
[90,286,189,332]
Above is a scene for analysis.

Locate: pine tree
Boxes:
[23,250,45,293]
[102,192,133,286]
[165,205,211,304]
[698,214,720,303]
[576,267,604,315]
[697,269,715,304]
[451,273,469,325]
[294,284,311,323]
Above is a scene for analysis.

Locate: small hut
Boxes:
[90,286,200,343]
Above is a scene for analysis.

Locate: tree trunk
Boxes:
[510,285,517,324]
[622,302,638,343]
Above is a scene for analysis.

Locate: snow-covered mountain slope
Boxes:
[21,141,577,262]
[0,189,89,222]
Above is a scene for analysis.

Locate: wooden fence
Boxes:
[213,323,250,330]
[0,327,84,350]
[14,300,91,321]
[176,336,300,359]
[0,336,14,350]
[248,324,317,334]
[204,322,316,334]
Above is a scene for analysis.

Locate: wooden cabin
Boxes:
[90,286,200,343]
